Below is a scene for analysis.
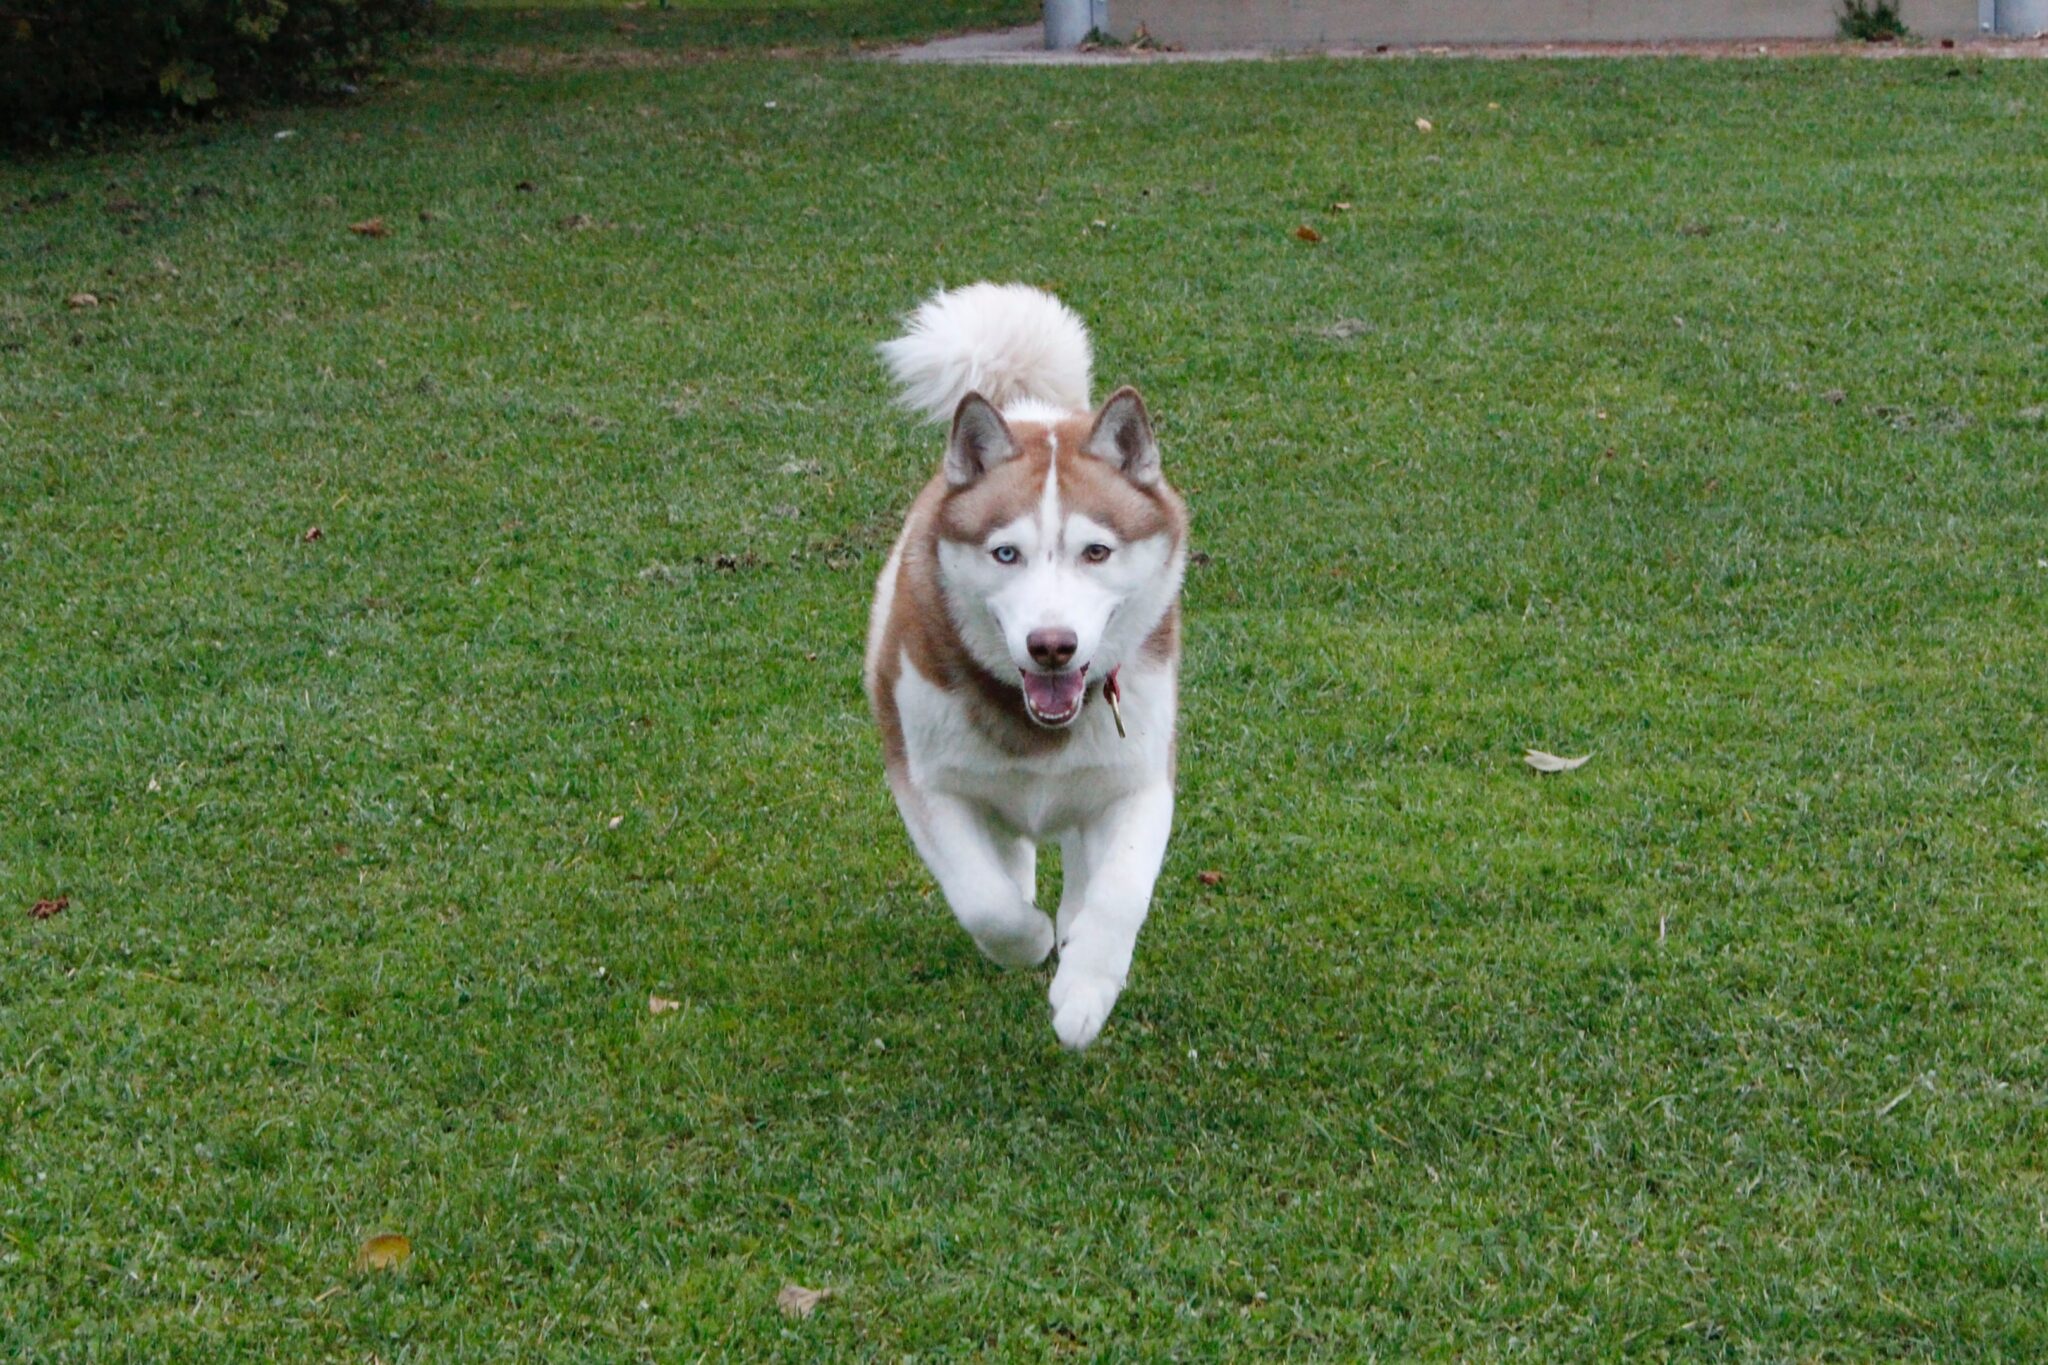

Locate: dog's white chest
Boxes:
[892,657,1174,839]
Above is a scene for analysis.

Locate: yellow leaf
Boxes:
[354,1233,412,1272]
[648,994,681,1015]
[1523,749,1592,774]
[1415,117,1434,132]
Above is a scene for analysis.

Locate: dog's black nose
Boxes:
[1026,628,1078,669]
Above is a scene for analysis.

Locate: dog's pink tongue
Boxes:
[1022,670,1087,719]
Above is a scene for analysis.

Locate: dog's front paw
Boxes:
[1048,965,1122,1051]
[973,912,1055,970]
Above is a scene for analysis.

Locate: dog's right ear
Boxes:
[944,393,1018,488]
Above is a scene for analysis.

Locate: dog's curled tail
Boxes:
[878,282,1093,423]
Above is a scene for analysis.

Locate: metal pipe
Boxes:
[1044,0,1106,48]
[1997,0,2048,33]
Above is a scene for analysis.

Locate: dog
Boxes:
[865,283,1188,1050]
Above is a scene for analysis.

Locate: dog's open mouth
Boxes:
[1020,665,1088,727]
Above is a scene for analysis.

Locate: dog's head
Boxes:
[932,389,1186,728]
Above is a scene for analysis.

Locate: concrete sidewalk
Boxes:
[884,24,1244,63]
[882,22,2048,62]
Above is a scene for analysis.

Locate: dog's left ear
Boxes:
[1083,387,1161,487]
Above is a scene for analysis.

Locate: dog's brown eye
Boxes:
[1082,544,1113,564]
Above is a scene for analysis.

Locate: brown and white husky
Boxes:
[865,283,1188,1050]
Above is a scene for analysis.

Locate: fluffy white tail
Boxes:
[878,282,1093,423]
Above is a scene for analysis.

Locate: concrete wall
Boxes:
[1109,1,1989,48]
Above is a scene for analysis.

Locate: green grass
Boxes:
[433,0,1036,57]
[4,12,2048,1357]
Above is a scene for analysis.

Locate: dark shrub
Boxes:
[1838,0,1910,41]
[2,0,434,137]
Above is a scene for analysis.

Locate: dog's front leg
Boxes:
[890,777,1054,969]
[1050,781,1174,1050]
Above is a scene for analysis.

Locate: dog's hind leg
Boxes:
[997,834,1037,908]
[891,777,1054,969]
[1048,782,1174,1050]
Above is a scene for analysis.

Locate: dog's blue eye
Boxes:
[1082,544,1113,564]
[992,546,1019,565]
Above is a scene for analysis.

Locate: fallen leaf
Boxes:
[348,217,389,238]
[1197,870,1224,887]
[1292,224,1323,243]
[557,213,596,231]
[1318,318,1374,341]
[1524,749,1592,774]
[1414,117,1434,132]
[66,292,98,310]
[29,896,68,920]
[608,814,624,829]
[303,525,324,542]
[353,1233,412,1272]
[1329,201,1353,212]
[649,994,681,1015]
[777,1283,829,1319]
[274,129,297,140]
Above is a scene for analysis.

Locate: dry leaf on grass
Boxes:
[777,1283,829,1319]
[66,292,99,310]
[1524,749,1592,774]
[29,896,69,920]
[1197,870,1224,887]
[648,994,681,1015]
[1414,117,1434,132]
[348,218,389,238]
[353,1233,412,1271]
[302,526,324,542]
[1292,224,1323,244]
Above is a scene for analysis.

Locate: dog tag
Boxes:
[1104,667,1127,739]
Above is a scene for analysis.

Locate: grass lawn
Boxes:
[4,9,2048,1357]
